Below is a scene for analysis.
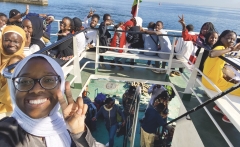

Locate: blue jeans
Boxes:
[106,123,118,147]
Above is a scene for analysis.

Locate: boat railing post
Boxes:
[95,32,99,72]
[182,48,204,101]
[72,35,82,89]
[130,86,141,147]
[166,37,176,81]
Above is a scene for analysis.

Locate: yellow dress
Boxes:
[202,45,240,96]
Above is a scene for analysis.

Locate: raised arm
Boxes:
[9,5,29,22]
[209,43,240,58]
[178,15,198,42]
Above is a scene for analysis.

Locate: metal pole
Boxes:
[165,82,240,126]
[130,86,141,147]
[135,0,140,17]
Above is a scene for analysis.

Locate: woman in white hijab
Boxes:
[0,54,104,147]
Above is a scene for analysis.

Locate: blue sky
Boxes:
[148,0,240,8]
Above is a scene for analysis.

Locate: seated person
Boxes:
[202,30,240,123]
[50,17,74,60]
[0,54,104,146]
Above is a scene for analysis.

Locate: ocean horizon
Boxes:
[1,0,240,36]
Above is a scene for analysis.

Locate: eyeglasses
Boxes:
[12,75,61,92]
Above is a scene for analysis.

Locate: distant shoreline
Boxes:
[0,0,48,6]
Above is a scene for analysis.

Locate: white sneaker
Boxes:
[152,69,166,74]
[147,64,153,68]
[105,142,109,146]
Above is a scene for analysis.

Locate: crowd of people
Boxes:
[0,4,240,147]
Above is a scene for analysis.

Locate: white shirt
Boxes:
[75,32,86,56]
[24,38,44,56]
[148,84,166,105]
[83,16,97,47]
[142,28,158,56]
[175,32,197,60]
[157,29,172,59]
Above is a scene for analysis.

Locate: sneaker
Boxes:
[105,142,109,146]
[174,71,181,76]
[213,105,223,114]
[170,71,176,77]
[222,115,231,123]
[152,69,161,73]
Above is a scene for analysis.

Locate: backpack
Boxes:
[164,85,175,101]
[94,93,106,111]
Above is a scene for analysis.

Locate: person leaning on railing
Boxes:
[202,30,240,123]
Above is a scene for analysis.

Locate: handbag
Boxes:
[188,44,197,65]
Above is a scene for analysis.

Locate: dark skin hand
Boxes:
[209,43,240,58]
[178,14,186,31]
[57,82,88,134]
[87,8,96,18]
[25,32,31,47]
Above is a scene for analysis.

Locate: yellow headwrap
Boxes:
[0,25,26,114]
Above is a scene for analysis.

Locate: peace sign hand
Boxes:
[178,14,185,25]
[57,81,88,134]
[87,7,96,18]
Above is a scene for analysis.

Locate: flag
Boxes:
[131,0,142,17]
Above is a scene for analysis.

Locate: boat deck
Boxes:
[69,58,240,147]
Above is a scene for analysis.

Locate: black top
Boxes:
[53,30,73,58]
[98,22,111,53]
[126,26,144,49]
[0,117,97,147]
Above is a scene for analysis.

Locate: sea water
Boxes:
[1,0,240,36]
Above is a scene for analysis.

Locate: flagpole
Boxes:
[135,0,140,17]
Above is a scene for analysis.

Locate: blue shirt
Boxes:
[141,107,166,134]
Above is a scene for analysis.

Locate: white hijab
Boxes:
[10,54,71,147]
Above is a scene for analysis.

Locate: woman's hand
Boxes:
[25,32,31,47]
[232,43,240,51]
[57,82,88,134]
